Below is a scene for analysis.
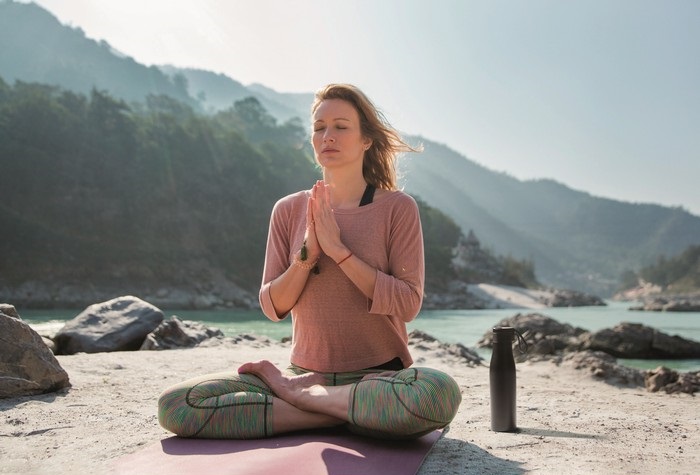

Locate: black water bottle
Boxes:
[490,326,517,432]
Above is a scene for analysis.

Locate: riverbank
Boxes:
[1,337,698,474]
[21,300,700,372]
[3,281,604,312]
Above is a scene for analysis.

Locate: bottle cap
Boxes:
[492,326,529,353]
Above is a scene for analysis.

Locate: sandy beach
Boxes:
[1,335,698,475]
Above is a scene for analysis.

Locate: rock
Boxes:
[408,329,483,367]
[644,366,677,392]
[42,336,56,353]
[0,303,20,319]
[645,366,699,395]
[3,277,258,311]
[423,282,606,310]
[564,351,645,388]
[563,351,698,394]
[540,288,606,307]
[477,313,588,361]
[0,309,70,398]
[582,322,700,359]
[629,295,700,312]
[53,296,163,354]
[613,281,663,301]
[140,316,224,350]
[422,281,491,310]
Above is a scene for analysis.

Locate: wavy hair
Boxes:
[311,84,421,191]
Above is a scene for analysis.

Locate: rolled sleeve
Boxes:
[369,270,423,322]
[259,282,288,321]
[367,193,424,321]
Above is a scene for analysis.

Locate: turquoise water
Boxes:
[20,301,700,371]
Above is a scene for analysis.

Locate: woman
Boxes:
[158,84,461,440]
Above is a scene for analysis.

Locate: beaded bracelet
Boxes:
[293,257,318,271]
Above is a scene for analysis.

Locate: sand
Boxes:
[1,337,698,475]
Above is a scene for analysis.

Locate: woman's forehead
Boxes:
[313,99,358,122]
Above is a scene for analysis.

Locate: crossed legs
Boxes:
[237,360,353,433]
[158,361,461,439]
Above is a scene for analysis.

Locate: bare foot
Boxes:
[238,360,326,407]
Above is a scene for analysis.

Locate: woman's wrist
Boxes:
[335,251,353,265]
[293,255,318,271]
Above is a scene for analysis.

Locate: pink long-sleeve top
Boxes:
[259,189,425,373]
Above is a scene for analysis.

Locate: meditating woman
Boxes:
[158,83,462,439]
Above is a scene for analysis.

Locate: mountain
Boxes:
[0,1,195,107]
[0,1,308,126]
[158,66,311,123]
[2,0,699,298]
[399,140,700,295]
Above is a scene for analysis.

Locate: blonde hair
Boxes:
[311,83,420,191]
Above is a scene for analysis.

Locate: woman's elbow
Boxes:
[401,288,423,322]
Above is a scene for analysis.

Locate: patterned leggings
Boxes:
[158,366,461,440]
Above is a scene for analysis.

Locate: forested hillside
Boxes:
[620,245,700,294]
[0,80,312,291]
[0,79,535,306]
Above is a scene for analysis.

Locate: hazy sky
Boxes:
[29,0,700,215]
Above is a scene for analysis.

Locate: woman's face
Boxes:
[312,99,371,171]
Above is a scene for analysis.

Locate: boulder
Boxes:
[140,316,224,350]
[477,313,588,360]
[582,322,700,359]
[0,305,70,398]
[53,296,163,354]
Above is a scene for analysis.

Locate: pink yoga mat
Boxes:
[113,428,441,475]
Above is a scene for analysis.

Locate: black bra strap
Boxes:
[359,184,375,207]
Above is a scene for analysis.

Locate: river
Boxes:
[20,300,700,371]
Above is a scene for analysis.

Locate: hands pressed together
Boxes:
[302,180,350,265]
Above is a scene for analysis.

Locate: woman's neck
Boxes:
[322,170,368,209]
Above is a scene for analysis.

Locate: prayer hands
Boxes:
[305,180,344,262]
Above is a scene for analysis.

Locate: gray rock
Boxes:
[645,366,699,394]
[564,350,645,388]
[0,309,70,398]
[140,315,224,350]
[477,313,588,361]
[422,281,491,310]
[53,296,163,354]
[409,329,483,367]
[582,322,700,359]
[0,303,20,319]
[630,296,700,312]
[540,288,606,307]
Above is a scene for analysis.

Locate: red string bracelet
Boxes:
[336,252,353,266]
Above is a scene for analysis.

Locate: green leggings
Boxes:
[158,366,461,440]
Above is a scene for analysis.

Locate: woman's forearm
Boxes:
[334,251,377,300]
[267,253,315,317]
